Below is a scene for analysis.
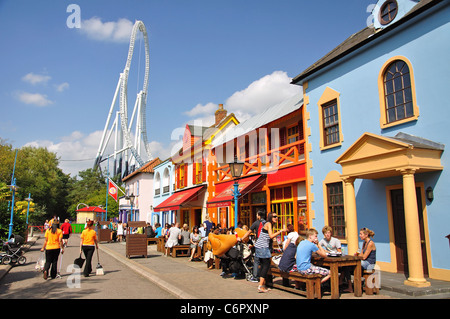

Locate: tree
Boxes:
[0,140,70,233]
[66,168,122,220]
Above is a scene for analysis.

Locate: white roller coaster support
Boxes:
[95,20,152,172]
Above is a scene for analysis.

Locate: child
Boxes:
[319,226,342,253]
[296,228,330,283]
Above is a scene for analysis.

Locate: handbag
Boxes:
[74,253,85,268]
[271,254,282,266]
[35,252,45,271]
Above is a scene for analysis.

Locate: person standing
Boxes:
[79,220,98,277]
[41,223,64,280]
[60,219,72,248]
[241,210,266,283]
[254,212,287,293]
[117,220,124,242]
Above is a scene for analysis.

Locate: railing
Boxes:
[28,225,44,232]
[214,139,306,183]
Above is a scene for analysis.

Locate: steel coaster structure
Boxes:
[94,20,153,178]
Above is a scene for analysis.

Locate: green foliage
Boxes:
[0,139,124,240]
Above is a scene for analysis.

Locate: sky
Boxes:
[0,0,376,177]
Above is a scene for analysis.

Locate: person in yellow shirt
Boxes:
[41,222,64,280]
[79,220,98,277]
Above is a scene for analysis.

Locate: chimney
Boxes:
[215,104,227,126]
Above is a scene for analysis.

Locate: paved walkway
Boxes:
[2,233,449,299]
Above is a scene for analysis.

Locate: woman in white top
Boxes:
[117,220,124,242]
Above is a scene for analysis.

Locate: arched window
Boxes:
[384,60,413,123]
[378,57,418,128]
[154,172,161,195]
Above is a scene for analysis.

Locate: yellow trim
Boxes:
[384,183,432,276]
[322,171,347,245]
[204,116,239,145]
[317,87,344,151]
[378,56,419,129]
[303,82,315,225]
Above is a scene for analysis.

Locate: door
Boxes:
[194,208,202,228]
[390,187,428,275]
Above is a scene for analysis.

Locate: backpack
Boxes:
[257,220,266,239]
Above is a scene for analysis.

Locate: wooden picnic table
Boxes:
[312,253,362,299]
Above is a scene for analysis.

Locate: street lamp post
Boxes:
[25,193,33,225]
[25,193,33,241]
[7,180,19,240]
[228,156,244,228]
[8,150,18,240]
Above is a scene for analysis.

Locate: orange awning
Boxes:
[207,175,263,208]
[154,185,205,212]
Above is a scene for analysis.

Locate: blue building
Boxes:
[152,158,176,227]
[291,0,449,285]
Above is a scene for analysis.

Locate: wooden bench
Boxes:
[156,237,165,252]
[267,266,322,299]
[171,245,191,257]
[147,238,158,245]
[363,270,380,295]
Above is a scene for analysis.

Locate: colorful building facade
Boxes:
[152,158,176,227]
[153,104,239,230]
[119,157,161,223]
[207,93,308,234]
[291,0,449,284]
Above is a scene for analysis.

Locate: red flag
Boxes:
[108,179,119,202]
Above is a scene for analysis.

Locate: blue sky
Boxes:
[0,0,375,176]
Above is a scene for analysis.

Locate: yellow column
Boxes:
[400,169,430,287]
[343,177,358,255]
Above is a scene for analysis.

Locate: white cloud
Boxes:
[25,131,103,177]
[17,91,53,106]
[225,71,300,115]
[22,72,51,85]
[55,82,69,92]
[184,102,217,117]
[183,71,300,125]
[79,17,134,43]
[24,130,174,176]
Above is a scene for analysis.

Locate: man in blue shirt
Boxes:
[296,228,330,283]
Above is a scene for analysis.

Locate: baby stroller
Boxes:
[1,234,26,265]
[219,240,254,281]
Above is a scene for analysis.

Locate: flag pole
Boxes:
[105,157,109,221]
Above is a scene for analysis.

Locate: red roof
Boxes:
[76,206,107,213]
[122,157,162,182]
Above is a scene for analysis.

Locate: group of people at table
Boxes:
[239,211,377,294]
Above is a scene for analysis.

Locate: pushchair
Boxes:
[1,234,27,265]
[219,240,254,281]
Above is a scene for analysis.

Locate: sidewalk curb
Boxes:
[98,243,197,299]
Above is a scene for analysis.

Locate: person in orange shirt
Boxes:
[79,220,98,277]
[41,222,64,280]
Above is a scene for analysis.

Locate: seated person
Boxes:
[279,224,300,272]
[357,227,376,270]
[296,228,330,284]
[319,226,342,253]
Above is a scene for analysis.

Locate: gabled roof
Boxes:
[122,157,162,181]
[211,93,303,148]
[335,132,444,179]
[291,0,441,85]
